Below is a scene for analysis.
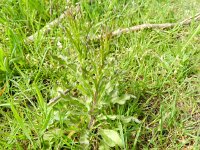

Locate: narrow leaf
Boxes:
[10,102,32,141]
[34,83,46,111]
[0,49,6,71]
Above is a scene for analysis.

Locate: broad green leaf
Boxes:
[111,94,134,105]
[99,129,123,147]
[121,116,141,124]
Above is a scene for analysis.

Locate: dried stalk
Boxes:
[47,89,70,106]
[92,12,200,40]
[180,12,200,25]
[25,5,80,43]
[25,9,200,43]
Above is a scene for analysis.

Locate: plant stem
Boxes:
[88,90,98,129]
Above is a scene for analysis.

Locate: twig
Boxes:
[180,12,200,25]
[92,11,200,40]
[25,9,200,43]
[47,89,70,106]
[25,5,80,43]
[25,10,68,43]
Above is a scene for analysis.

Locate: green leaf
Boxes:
[99,141,110,150]
[0,103,18,107]
[80,130,90,148]
[105,82,113,94]
[43,128,63,141]
[10,101,32,141]
[0,49,6,71]
[51,54,67,65]
[34,83,46,111]
[121,116,141,124]
[111,94,134,105]
[97,114,141,124]
[99,129,123,147]
[41,109,53,134]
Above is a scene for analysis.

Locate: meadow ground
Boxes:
[0,0,200,149]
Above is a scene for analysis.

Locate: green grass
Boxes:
[0,0,200,149]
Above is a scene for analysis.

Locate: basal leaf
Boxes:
[99,129,123,147]
[111,94,134,105]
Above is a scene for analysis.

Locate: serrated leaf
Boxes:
[99,129,123,147]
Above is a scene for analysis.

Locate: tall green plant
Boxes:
[53,16,140,149]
